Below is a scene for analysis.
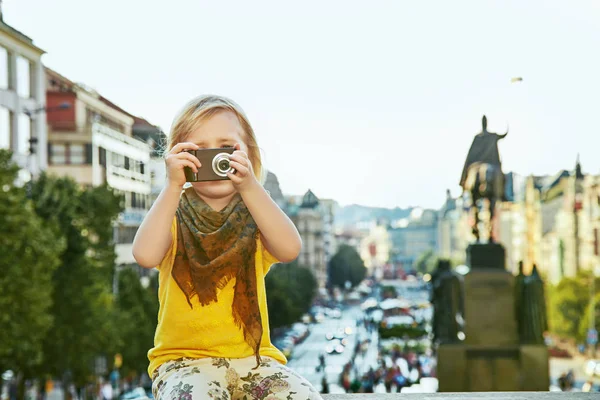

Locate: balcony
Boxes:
[92,122,150,163]
[106,165,151,194]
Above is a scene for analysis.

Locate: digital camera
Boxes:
[184,148,236,182]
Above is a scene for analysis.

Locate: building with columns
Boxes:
[0,10,47,181]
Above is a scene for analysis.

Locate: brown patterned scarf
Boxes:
[172,187,262,367]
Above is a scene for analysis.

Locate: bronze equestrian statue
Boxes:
[460,115,508,242]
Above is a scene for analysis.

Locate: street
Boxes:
[286,304,381,394]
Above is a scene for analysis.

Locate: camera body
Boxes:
[184,148,235,182]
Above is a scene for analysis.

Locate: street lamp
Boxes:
[23,101,71,118]
[23,102,72,155]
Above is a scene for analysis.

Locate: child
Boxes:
[132,95,322,400]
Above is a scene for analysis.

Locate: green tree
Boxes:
[578,292,600,343]
[414,249,436,273]
[414,249,463,274]
[547,272,598,342]
[28,173,123,391]
[0,151,64,399]
[328,244,366,289]
[115,268,159,379]
[266,261,317,329]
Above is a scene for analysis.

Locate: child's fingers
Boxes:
[177,159,198,173]
[227,170,242,183]
[229,153,249,166]
[229,161,249,177]
[169,142,199,154]
[169,152,202,168]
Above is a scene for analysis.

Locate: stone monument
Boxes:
[435,116,549,392]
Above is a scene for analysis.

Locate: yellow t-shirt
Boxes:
[147,217,287,377]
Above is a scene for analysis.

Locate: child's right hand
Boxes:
[165,142,202,189]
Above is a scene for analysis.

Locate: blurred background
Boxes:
[1,0,600,398]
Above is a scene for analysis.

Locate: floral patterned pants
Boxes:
[151,356,323,400]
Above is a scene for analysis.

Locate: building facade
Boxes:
[0,12,46,181]
[389,208,439,270]
[288,190,327,288]
[45,68,152,267]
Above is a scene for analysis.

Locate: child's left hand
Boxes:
[228,143,258,192]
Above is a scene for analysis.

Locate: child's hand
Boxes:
[165,142,202,189]
[228,143,258,192]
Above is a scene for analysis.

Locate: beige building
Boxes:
[360,224,391,270]
[437,189,468,263]
[459,158,600,284]
[288,190,327,288]
[0,11,46,181]
[45,68,152,267]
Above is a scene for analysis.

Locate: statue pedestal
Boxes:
[437,344,549,392]
[464,243,518,345]
[436,243,549,391]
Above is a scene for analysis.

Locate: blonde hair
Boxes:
[167,95,265,183]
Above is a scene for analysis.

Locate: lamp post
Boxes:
[21,102,71,176]
[23,102,71,118]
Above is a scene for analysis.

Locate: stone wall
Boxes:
[322,393,596,399]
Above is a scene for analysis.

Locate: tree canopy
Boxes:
[328,244,367,289]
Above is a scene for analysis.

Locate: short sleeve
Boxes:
[259,235,280,274]
[156,217,177,270]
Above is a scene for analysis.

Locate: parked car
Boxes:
[325,339,345,355]
[119,387,151,400]
[585,359,600,377]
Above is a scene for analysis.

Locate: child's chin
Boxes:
[191,180,235,196]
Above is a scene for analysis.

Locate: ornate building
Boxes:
[289,190,327,288]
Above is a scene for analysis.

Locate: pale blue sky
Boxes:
[6,0,600,208]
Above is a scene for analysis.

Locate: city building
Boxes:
[360,224,391,269]
[129,116,166,203]
[437,189,468,263]
[318,198,338,265]
[288,189,327,288]
[45,68,152,270]
[446,156,600,284]
[0,10,46,181]
[263,170,286,209]
[389,208,439,271]
[334,228,365,255]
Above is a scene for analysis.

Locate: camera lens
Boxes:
[218,159,230,172]
[212,153,232,177]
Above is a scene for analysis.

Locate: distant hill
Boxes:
[334,204,413,228]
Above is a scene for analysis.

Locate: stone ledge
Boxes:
[322,393,596,399]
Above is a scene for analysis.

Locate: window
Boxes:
[70,144,85,164]
[0,47,7,90]
[85,144,93,164]
[16,56,31,98]
[116,226,139,244]
[0,107,9,149]
[99,147,106,167]
[18,114,31,155]
[50,143,66,164]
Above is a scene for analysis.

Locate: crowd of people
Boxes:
[315,315,434,394]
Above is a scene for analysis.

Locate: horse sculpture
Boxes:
[460,116,507,242]
[463,162,505,241]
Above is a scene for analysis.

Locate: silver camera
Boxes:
[184,148,236,182]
